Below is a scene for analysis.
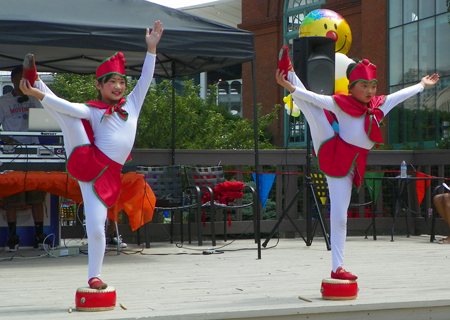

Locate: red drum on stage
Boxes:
[75,286,116,311]
[320,278,358,300]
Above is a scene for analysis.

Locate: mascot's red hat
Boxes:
[96,52,126,80]
[348,59,377,85]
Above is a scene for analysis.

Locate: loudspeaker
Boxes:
[293,37,335,95]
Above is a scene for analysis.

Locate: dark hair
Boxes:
[346,58,360,88]
[11,65,23,80]
[96,73,127,101]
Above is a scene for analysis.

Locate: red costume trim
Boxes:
[332,95,386,148]
[66,144,122,208]
[65,100,133,208]
[85,99,129,122]
[317,134,369,189]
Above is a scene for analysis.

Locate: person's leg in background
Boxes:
[108,217,127,248]
[26,191,54,250]
[4,192,25,251]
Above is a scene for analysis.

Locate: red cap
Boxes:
[96,52,126,80]
[348,59,377,85]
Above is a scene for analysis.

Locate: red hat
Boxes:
[348,59,377,85]
[96,52,126,80]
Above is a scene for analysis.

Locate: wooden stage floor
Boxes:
[1,234,450,320]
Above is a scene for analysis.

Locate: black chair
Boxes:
[431,183,450,242]
[137,165,201,247]
[309,170,374,238]
[184,166,257,246]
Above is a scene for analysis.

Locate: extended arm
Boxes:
[146,20,163,55]
[276,69,336,112]
[128,21,163,112]
[20,78,91,119]
[382,73,440,115]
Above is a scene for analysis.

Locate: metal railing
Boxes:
[62,149,450,242]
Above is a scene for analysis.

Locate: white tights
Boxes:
[79,181,107,280]
[296,97,352,272]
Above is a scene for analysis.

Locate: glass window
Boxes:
[403,0,418,23]
[403,23,418,83]
[389,27,403,85]
[436,14,450,77]
[388,85,405,145]
[436,0,447,14]
[419,0,435,18]
[418,18,435,76]
[419,85,437,142]
[388,0,450,149]
[389,0,403,27]
[437,77,450,141]
[403,0,419,24]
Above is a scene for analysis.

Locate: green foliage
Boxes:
[48,73,97,102]
[47,74,278,150]
[48,73,138,102]
[437,137,450,149]
[136,79,278,149]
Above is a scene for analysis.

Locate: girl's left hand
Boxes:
[275,69,295,93]
[19,79,45,101]
[420,73,439,88]
[146,20,164,54]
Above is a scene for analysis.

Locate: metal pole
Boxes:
[252,59,261,259]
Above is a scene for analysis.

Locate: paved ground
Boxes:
[1,234,450,319]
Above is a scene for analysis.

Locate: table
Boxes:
[0,171,156,231]
[364,174,443,241]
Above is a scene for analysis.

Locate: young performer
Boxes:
[20,21,163,289]
[276,57,439,280]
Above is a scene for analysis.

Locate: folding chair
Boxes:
[137,165,201,247]
[184,166,256,246]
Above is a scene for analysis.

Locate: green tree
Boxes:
[137,79,278,149]
[49,74,279,149]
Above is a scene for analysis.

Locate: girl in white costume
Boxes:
[20,21,164,290]
[276,59,439,280]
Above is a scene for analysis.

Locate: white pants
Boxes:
[79,181,107,280]
[297,99,352,272]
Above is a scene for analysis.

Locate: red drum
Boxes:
[75,286,116,311]
[320,278,358,300]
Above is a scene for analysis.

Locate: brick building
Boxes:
[239,0,449,149]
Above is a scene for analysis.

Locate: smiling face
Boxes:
[348,81,378,106]
[96,74,126,105]
[299,9,352,55]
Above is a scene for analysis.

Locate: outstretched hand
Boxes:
[19,79,45,101]
[275,69,295,93]
[420,73,439,88]
[146,20,164,55]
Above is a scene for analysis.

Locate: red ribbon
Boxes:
[101,105,128,122]
[85,98,128,122]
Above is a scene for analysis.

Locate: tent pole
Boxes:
[171,62,176,165]
[252,59,261,259]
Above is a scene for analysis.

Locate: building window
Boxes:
[283,0,324,147]
[388,0,450,149]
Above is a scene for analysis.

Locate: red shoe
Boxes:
[22,53,38,86]
[278,45,293,79]
[88,277,108,290]
[331,267,358,280]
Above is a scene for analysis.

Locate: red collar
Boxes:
[85,98,128,122]
[332,94,386,148]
